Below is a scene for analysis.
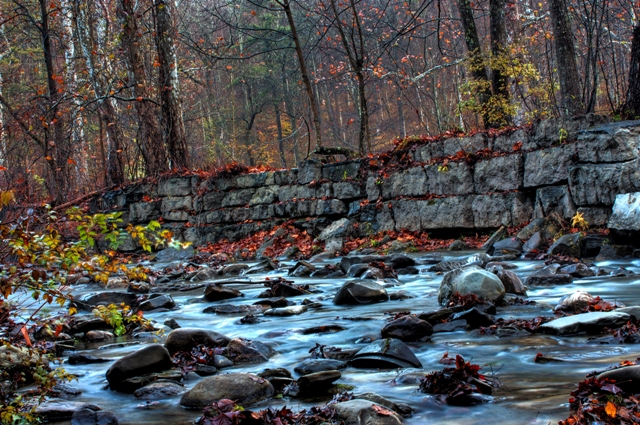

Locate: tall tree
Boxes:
[118,0,168,176]
[154,0,189,169]
[489,0,512,126]
[549,0,584,116]
[621,24,640,119]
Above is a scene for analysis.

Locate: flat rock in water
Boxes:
[155,246,195,262]
[333,399,403,425]
[164,328,230,354]
[294,359,347,376]
[227,338,276,363]
[297,370,341,392]
[539,311,630,335]
[381,315,433,341]
[205,304,268,315]
[138,294,175,311]
[75,292,138,311]
[351,338,422,369]
[204,284,243,301]
[301,325,346,335]
[525,270,574,286]
[264,305,308,316]
[35,400,100,421]
[333,280,388,305]
[432,319,467,333]
[134,382,185,399]
[105,344,173,392]
[179,373,274,408]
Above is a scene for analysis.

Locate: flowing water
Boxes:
[47,251,640,425]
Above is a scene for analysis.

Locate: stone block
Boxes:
[237,172,274,188]
[249,186,279,206]
[221,189,255,207]
[531,114,610,148]
[278,185,315,202]
[249,205,274,221]
[412,141,445,163]
[577,207,611,227]
[425,162,474,195]
[164,211,189,222]
[158,176,195,196]
[315,182,333,198]
[101,190,127,210]
[393,198,474,231]
[365,176,381,201]
[533,185,576,220]
[576,120,640,163]
[333,182,362,199]
[474,154,523,193]
[492,129,531,152]
[569,161,640,206]
[194,192,223,211]
[129,201,160,223]
[285,200,317,217]
[473,193,533,228]
[161,196,193,212]
[273,169,298,185]
[609,192,640,231]
[524,145,577,187]
[297,159,323,184]
[231,208,251,222]
[321,161,361,181]
[443,133,488,157]
[316,199,347,216]
[380,166,427,199]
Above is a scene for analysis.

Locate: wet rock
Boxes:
[355,393,412,417]
[85,330,115,341]
[523,232,545,253]
[351,338,422,369]
[190,267,218,282]
[490,237,523,255]
[193,364,218,376]
[267,282,308,297]
[71,407,119,425]
[221,264,249,275]
[417,306,464,325]
[395,266,419,275]
[381,315,432,341]
[301,325,346,335]
[316,218,354,252]
[163,318,181,329]
[155,246,195,263]
[539,311,630,335]
[204,284,243,301]
[596,244,634,261]
[517,218,547,241]
[389,290,414,300]
[264,305,308,316]
[438,266,505,305]
[548,233,583,257]
[559,263,595,277]
[333,280,389,305]
[340,255,388,273]
[127,281,150,293]
[582,234,605,257]
[133,382,185,400]
[297,370,342,394]
[554,291,594,312]
[164,328,230,355]
[609,192,640,232]
[258,368,293,391]
[67,317,108,336]
[451,308,495,329]
[74,292,138,311]
[388,254,416,269]
[428,260,466,272]
[294,359,347,375]
[138,294,175,311]
[121,370,183,390]
[254,297,290,308]
[288,260,316,277]
[36,400,100,421]
[487,265,527,295]
[180,373,274,408]
[51,384,82,399]
[597,365,640,392]
[334,399,403,425]
[432,319,467,333]
[205,304,268,315]
[448,240,470,251]
[214,355,234,368]
[616,306,640,320]
[246,259,279,274]
[227,338,276,363]
[525,268,574,286]
[106,345,173,392]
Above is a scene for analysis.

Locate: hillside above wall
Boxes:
[94,115,640,250]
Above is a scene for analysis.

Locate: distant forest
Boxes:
[0,0,638,204]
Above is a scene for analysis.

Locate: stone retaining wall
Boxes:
[95,116,640,248]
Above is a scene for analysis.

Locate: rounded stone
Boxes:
[164,328,230,355]
[105,344,173,392]
[333,280,388,305]
[179,373,274,408]
[438,266,505,305]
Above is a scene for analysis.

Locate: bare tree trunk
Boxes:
[549,0,584,116]
[154,0,189,169]
[622,24,640,119]
[274,104,287,168]
[455,0,493,128]
[490,0,512,126]
[278,0,323,151]
[118,0,168,176]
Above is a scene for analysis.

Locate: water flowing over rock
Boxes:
[333,280,389,305]
[351,338,422,369]
[438,266,506,305]
[164,328,230,354]
[539,311,630,335]
[179,373,274,408]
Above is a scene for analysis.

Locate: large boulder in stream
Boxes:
[539,311,630,335]
[164,328,230,355]
[351,338,422,369]
[179,373,274,408]
[105,344,173,392]
[438,266,505,306]
[333,280,389,305]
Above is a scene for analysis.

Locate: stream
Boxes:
[46,250,640,425]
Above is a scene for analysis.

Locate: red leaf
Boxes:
[372,404,394,416]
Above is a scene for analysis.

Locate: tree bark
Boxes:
[154,0,189,169]
[274,104,287,168]
[549,0,584,116]
[622,24,640,119]
[489,0,512,126]
[455,0,493,128]
[117,0,168,176]
[279,0,323,151]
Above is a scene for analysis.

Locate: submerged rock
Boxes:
[381,315,433,342]
[351,338,422,369]
[333,399,403,425]
[539,311,630,335]
[333,280,389,305]
[164,328,230,355]
[133,382,185,400]
[203,284,243,301]
[294,359,347,376]
[179,373,274,408]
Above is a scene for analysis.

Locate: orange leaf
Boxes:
[21,327,32,347]
[372,405,394,416]
[67,158,76,164]
[54,324,63,337]
[0,166,7,171]
[605,401,617,417]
